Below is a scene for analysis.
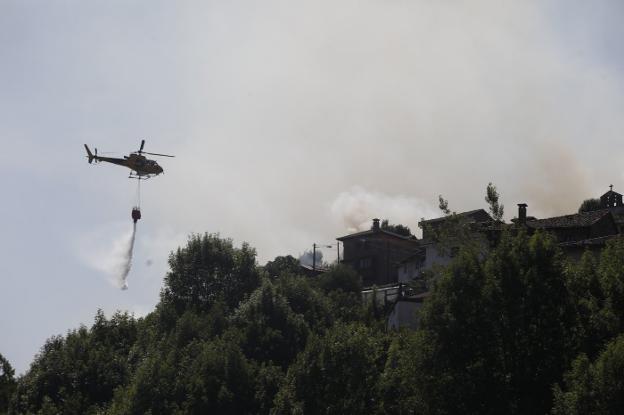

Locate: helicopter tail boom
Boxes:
[84,144,95,164]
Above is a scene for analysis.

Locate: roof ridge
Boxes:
[529,209,610,221]
[526,209,613,229]
[420,208,491,224]
[336,227,418,241]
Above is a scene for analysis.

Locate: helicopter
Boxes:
[84,139,174,179]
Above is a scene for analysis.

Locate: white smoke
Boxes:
[52,0,624,264]
[330,186,438,236]
[520,142,593,218]
[77,222,138,290]
[298,249,323,268]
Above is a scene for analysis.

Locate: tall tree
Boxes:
[485,182,504,221]
[421,195,484,254]
[315,265,364,322]
[13,311,138,415]
[416,231,575,414]
[0,352,16,413]
[230,280,310,368]
[377,330,429,414]
[273,322,386,414]
[553,334,624,415]
[438,195,451,215]
[161,233,260,313]
[379,219,414,237]
[596,237,624,337]
[111,337,256,415]
[578,198,602,213]
[264,255,301,278]
[565,251,610,358]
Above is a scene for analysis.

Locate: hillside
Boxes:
[3,231,624,414]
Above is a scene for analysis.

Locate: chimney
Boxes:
[518,203,527,225]
[372,218,380,231]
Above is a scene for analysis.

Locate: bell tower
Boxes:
[600,185,623,208]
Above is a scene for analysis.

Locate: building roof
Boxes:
[419,209,492,226]
[558,235,619,248]
[336,228,418,242]
[298,264,328,275]
[526,209,613,230]
[601,189,623,198]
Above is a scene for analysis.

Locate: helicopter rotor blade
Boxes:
[139,139,145,153]
[142,152,175,158]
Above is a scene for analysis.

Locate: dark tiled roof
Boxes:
[526,209,612,229]
[601,190,623,198]
[559,235,619,247]
[336,228,418,242]
[299,264,328,273]
[419,209,492,225]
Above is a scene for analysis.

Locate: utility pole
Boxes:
[336,241,340,263]
[312,243,317,271]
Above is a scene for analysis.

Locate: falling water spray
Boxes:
[119,179,142,290]
[119,221,137,290]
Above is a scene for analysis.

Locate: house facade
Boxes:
[390,204,622,330]
[518,204,620,260]
[339,187,624,330]
[337,218,420,287]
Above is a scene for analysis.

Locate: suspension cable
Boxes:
[136,178,141,208]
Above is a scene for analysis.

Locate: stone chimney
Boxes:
[518,203,527,225]
[372,218,380,231]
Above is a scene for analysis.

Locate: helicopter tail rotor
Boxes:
[84,144,95,164]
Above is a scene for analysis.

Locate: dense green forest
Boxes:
[3,230,624,414]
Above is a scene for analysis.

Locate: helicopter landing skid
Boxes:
[128,173,152,180]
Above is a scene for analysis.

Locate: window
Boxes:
[359,258,372,269]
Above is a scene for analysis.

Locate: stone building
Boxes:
[417,209,494,274]
[419,209,493,241]
[599,187,624,232]
[336,218,420,287]
[517,204,620,260]
[342,188,624,330]
[601,187,623,208]
[391,201,622,329]
[523,209,618,242]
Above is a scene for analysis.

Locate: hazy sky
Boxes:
[2,0,624,374]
